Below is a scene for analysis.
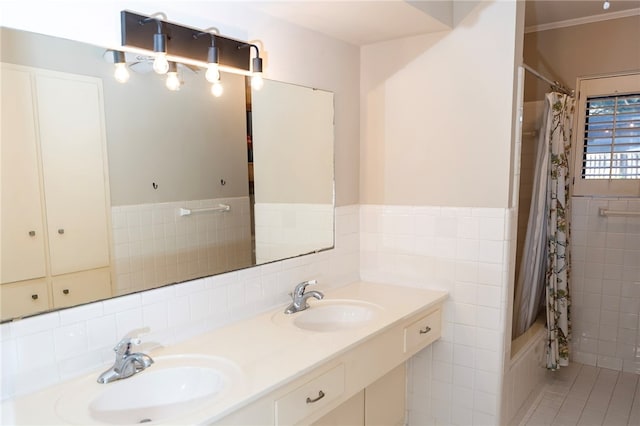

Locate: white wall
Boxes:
[523,15,640,101]
[360,1,522,209]
[359,1,524,424]
[252,80,334,204]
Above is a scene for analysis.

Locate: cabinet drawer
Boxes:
[52,267,111,308]
[1,279,50,320]
[275,364,345,426]
[404,309,441,353]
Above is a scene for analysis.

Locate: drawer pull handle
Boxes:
[63,289,70,295]
[306,390,325,404]
[58,228,65,235]
[29,230,36,237]
[31,294,38,300]
[419,326,432,334]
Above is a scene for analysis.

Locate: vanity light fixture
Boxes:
[251,49,264,90]
[120,11,265,94]
[211,80,224,97]
[165,62,181,91]
[208,40,223,96]
[193,30,221,83]
[139,15,170,74]
[112,50,130,83]
[239,43,264,90]
[194,30,223,97]
[205,37,220,83]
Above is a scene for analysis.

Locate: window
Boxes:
[573,73,640,196]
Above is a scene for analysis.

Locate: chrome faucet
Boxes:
[284,279,324,314]
[97,333,154,384]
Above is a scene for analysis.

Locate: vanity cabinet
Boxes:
[1,66,48,285]
[363,363,406,426]
[312,391,365,426]
[312,364,406,426]
[0,279,50,319]
[277,364,346,425]
[213,305,441,426]
[0,63,112,319]
[51,268,111,309]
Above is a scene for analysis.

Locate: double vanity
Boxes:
[3,281,447,425]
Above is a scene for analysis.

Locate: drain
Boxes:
[139,419,152,423]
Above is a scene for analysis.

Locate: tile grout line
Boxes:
[549,362,583,425]
[602,368,625,424]
[574,365,601,425]
[622,373,640,425]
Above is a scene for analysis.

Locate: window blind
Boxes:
[582,93,640,179]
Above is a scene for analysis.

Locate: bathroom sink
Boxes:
[55,354,243,424]
[274,299,383,332]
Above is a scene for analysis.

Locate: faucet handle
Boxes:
[113,336,140,355]
[113,327,150,355]
[293,279,317,297]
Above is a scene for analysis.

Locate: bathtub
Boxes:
[503,317,547,424]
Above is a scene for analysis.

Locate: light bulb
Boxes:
[211,81,223,97]
[153,53,169,74]
[603,1,610,9]
[205,63,220,83]
[251,72,264,90]
[114,62,130,83]
[165,72,180,91]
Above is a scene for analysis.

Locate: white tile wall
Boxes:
[0,205,360,401]
[111,197,253,295]
[361,205,511,426]
[254,203,334,264]
[571,197,640,374]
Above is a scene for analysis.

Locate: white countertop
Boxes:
[2,281,447,425]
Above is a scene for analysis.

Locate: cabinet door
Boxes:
[1,64,47,283]
[364,363,406,426]
[51,267,111,308]
[312,390,364,426]
[35,73,110,275]
[0,279,50,320]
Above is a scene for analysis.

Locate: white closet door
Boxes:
[1,65,47,283]
[36,72,110,275]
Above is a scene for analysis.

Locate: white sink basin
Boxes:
[274,299,383,332]
[55,355,243,424]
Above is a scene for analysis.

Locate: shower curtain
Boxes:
[513,92,573,369]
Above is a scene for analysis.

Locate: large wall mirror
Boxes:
[0,27,335,322]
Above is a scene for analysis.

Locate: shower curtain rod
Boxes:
[522,63,573,96]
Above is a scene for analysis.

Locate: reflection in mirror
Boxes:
[0,27,335,322]
[252,81,334,263]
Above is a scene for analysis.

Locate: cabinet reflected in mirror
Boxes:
[0,27,335,321]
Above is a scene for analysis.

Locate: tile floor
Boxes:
[519,363,640,426]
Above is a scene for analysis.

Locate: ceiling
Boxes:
[250,0,640,46]
[524,0,640,28]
